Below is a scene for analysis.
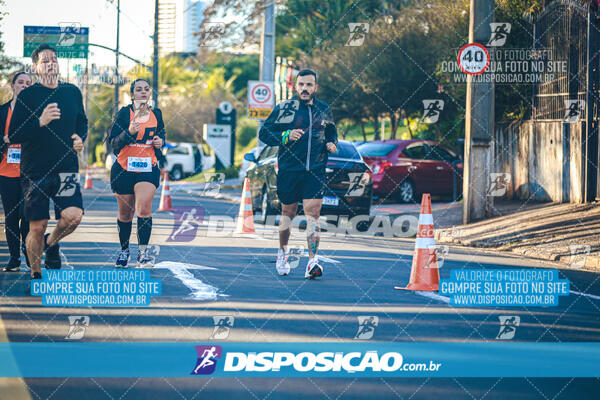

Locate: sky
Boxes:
[2,0,156,72]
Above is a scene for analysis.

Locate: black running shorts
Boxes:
[110,161,161,195]
[21,173,84,221]
[276,168,326,205]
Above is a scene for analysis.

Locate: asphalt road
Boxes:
[1,176,599,399]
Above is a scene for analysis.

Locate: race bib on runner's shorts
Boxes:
[6,146,20,164]
[127,157,152,172]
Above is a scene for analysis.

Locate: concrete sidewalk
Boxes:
[435,201,600,271]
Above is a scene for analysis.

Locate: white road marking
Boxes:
[571,290,600,301]
[154,261,219,301]
[414,291,451,303]
[298,250,340,264]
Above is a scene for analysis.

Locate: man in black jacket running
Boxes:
[9,44,87,281]
[259,69,337,279]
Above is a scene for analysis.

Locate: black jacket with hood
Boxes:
[259,96,337,172]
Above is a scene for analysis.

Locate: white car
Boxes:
[163,142,215,180]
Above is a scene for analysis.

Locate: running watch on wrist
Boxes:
[282,129,291,145]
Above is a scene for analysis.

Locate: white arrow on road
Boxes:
[154,261,219,301]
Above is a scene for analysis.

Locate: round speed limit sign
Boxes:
[457,43,490,75]
[251,84,272,104]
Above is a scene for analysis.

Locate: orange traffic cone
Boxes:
[83,166,93,189]
[395,193,440,291]
[158,174,173,211]
[235,178,255,234]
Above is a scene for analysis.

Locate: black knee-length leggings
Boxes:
[0,176,28,261]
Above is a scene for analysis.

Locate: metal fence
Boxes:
[533,0,589,120]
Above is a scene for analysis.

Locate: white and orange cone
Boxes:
[235,178,255,234]
[158,174,173,212]
[83,166,93,189]
[395,193,440,291]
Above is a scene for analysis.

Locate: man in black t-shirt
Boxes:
[9,44,87,280]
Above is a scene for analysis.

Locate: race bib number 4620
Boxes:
[127,157,152,172]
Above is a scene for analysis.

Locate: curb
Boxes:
[436,230,600,272]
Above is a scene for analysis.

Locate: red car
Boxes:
[357,140,463,203]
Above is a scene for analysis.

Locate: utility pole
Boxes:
[152,0,159,107]
[113,0,120,117]
[463,0,494,223]
[257,0,275,143]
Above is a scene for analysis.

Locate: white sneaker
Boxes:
[276,249,291,276]
[304,256,323,279]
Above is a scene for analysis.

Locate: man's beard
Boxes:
[298,91,314,104]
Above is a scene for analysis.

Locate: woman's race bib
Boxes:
[127,156,152,172]
[6,146,21,164]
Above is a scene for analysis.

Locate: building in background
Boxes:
[158,0,206,56]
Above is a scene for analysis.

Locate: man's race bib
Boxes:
[6,146,21,164]
[127,157,152,172]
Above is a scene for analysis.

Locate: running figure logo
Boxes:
[274,100,299,124]
[168,207,205,242]
[345,173,367,197]
[198,23,225,47]
[354,316,379,340]
[487,23,511,47]
[202,173,225,196]
[564,100,585,123]
[426,245,449,269]
[487,173,511,197]
[421,100,445,124]
[210,316,234,340]
[191,345,222,375]
[65,315,89,340]
[496,316,520,340]
[346,23,370,47]
[569,244,591,269]
[57,173,79,197]
[58,22,81,47]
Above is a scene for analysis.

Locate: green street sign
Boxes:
[23,25,89,59]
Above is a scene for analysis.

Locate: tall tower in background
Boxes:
[158,0,177,55]
[158,0,206,56]
[182,0,206,53]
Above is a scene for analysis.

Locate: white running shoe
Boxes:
[276,249,291,276]
[136,248,155,269]
[304,256,323,279]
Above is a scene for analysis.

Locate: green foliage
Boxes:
[86,85,114,162]
[236,117,258,149]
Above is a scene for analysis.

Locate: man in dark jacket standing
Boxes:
[259,69,337,279]
[9,44,87,281]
